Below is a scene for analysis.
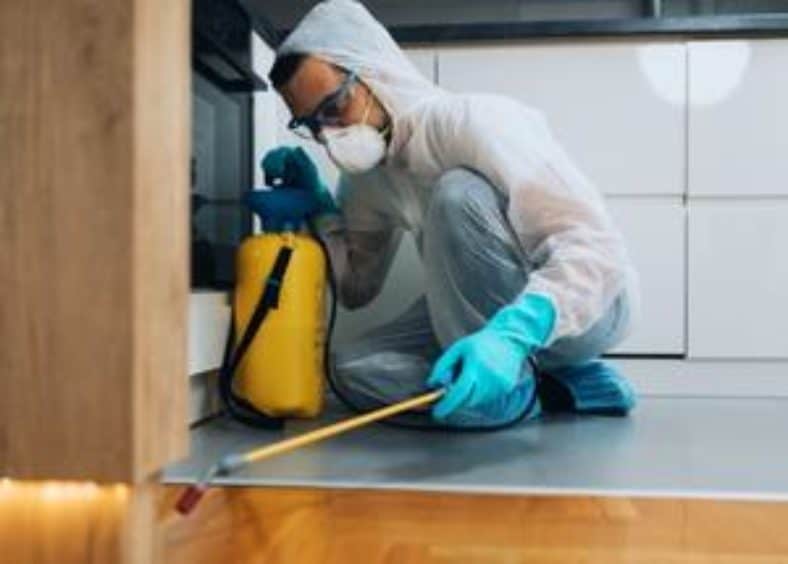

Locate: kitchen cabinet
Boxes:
[0,0,188,482]
[404,47,437,82]
[688,39,788,197]
[607,198,686,355]
[188,293,230,375]
[438,42,687,196]
[688,201,788,358]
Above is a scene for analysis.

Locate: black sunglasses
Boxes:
[288,72,359,140]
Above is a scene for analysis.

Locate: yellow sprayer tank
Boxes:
[233,230,326,418]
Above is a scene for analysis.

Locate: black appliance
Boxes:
[191,0,268,289]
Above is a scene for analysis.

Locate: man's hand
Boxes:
[426,293,556,420]
[262,146,337,215]
[427,329,528,420]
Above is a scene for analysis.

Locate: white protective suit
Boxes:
[278,0,640,349]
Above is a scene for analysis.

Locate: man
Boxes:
[263,0,639,428]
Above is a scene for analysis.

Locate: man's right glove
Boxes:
[261,146,338,216]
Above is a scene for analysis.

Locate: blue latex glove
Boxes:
[261,146,338,215]
[427,293,556,421]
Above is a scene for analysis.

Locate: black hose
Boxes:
[310,224,536,433]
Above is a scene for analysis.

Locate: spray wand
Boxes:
[174,389,444,515]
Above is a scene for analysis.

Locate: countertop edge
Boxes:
[389,14,788,44]
[273,14,788,46]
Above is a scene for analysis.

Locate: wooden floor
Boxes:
[158,487,788,563]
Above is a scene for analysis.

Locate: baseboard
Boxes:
[188,358,788,424]
[610,358,788,398]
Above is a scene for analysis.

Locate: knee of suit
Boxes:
[429,168,499,230]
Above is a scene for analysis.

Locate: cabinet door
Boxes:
[688,201,788,358]
[188,293,230,375]
[607,199,686,355]
[404,47,436,83]
[438,42,686,196]
[689,40,788,197]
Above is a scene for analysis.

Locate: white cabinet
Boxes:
[687,39,788,359]
[689,40,788,197]
[688,201,788,359]
[438,42,687,196]
[607,198,686,355]
[188,293,230,375]
[403,48,436,83]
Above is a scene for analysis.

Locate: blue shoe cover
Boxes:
[537,360,636,416]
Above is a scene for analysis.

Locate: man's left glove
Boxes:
[427,293,556,421]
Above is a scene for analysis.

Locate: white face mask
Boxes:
[320,92,388,174]
[321,124,387,174]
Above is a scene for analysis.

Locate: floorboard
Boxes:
[159,487,788,564]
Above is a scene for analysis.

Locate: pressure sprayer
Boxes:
[217,184,329,428]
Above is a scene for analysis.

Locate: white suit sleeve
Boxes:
[430,96,630,343]
[315,174,403,310]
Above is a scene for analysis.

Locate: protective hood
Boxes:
[278,0,442,158]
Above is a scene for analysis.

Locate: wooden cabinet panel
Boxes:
[0,0,189,481]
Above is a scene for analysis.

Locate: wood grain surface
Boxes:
[0,0,189,481]
[159,487,788,564]
[0,479,157,564]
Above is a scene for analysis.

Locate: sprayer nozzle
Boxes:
[174,485,206,516]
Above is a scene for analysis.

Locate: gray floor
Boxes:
[164,396,788,500]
